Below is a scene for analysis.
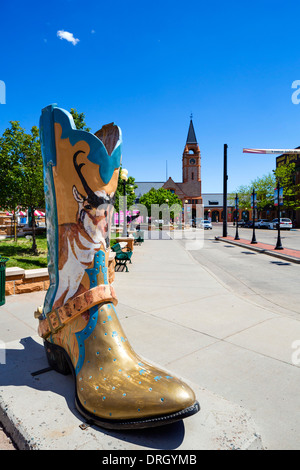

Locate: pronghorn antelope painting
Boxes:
[53,150,116,307]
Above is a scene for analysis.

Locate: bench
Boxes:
[133,230,144,245]
[111,243,133,272]
[117,236,134,252]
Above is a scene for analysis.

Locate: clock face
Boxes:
[189,158,196,165]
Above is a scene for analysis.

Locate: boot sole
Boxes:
[44,339,200,430]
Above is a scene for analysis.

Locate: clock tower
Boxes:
[163,117,202,211]
[182,118,201,185]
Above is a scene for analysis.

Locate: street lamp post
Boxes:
[223,144,228,237]
[120,168,128,237]
[184,199,188,227]
[234,194,240,240]
[275,180,283,250]
[251,188,257,244]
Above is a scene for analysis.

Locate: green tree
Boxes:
[140,187,182,221]
[274,162,300,212]
[18,125,45,254]
[229,185,251,211]
[252,173,276,216]
[0,122,24,236]
[0,122,44,249]
[231,172,276,218]
[70,108,91,132]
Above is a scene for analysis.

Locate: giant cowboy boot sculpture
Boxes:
[36,104,200,429]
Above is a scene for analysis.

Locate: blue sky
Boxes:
[1,0,300,192]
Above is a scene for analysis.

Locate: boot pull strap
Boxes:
[37,285,117,339]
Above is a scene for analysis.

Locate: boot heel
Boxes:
[44,340,72,376]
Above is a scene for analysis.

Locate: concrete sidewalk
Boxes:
[2,237,299,449]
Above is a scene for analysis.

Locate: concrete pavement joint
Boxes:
[165,328,300,374]
[147,292,230,315]
[188,243,299,318]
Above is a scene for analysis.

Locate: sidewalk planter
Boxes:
[4,252,116,296]
[0,256,9,306]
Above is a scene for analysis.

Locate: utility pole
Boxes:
[223,144,228,237]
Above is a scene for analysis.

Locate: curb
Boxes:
[216,237,300,264]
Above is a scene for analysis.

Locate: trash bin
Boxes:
[0,256,9,306]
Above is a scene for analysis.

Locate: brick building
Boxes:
[202,194,234,222]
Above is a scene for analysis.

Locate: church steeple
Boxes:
[162,116,202,211]
[186,118,197,144]
[182,117,201,185]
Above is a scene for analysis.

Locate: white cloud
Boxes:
[57,30,79,46]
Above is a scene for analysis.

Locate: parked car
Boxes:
[256,219,271,229]
[254,219,267,228]
[259,220,273,229]
[237,220,246,227]
[193,218,204,227]
[269,218,293,230]
[200,220,213,230]
[244,221,254,228]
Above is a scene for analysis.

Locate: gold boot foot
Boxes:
[44,302,200,430]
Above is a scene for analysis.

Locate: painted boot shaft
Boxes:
[36,104,199,429]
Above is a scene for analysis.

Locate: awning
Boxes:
[34,210,45,216]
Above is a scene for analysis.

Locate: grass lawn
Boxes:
[0,234,120,270]
[0,234,48,269]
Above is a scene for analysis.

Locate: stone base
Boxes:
[5,253,117,296]
[5,268,49,296]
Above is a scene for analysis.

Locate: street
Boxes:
[187,224,300,315]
